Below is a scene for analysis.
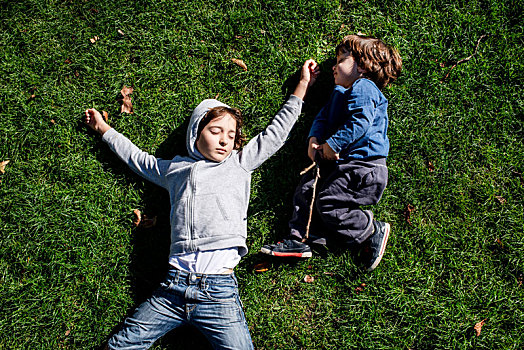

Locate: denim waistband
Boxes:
[164,267,237,286]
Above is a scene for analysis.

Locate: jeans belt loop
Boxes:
[174,269,180,284]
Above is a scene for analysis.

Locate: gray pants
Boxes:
[289,158,388,246]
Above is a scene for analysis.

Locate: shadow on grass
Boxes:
[90,58,361,350]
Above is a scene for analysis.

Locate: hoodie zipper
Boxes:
[187,162,199,244]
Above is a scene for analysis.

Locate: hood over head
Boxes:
[186,99,232,160]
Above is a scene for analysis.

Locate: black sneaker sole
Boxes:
[260,247,312,258]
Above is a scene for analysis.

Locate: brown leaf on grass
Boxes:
[117,29,125,36]
[65,329,71,336]
[323,271,334,276]
[303,275,314,283]
[355,283,366,293]
[427,161,435,172]
[405,204,415,225]
[0,160,10,174]
[50,119,56,125]
[518,273,523,287]
[102,111,109,122]
[89,36,99,43]
[65,58,72,64]
[120,86,134,114]
[231,58,247,71]
[495,195,506,205]
[254,262,269,273]
[474,319,486,337]
[132,209,142,227]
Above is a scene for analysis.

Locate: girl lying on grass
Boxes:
[85,59,319,349]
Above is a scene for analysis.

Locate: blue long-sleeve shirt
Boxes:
[308,78,389,161]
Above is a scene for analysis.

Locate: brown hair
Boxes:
[336,35,402,89]
[197,106,246,149]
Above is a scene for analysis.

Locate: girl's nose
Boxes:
[219,138,227,146]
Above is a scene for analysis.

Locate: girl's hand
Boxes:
[300,59,320,87]
[85,109,111,135]
[294,59,320,100]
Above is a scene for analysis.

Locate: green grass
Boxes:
[1,0,523,348]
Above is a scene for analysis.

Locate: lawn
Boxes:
[0,0,523,349]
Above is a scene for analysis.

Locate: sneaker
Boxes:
[362,221,391,272]
[260,239,312,258]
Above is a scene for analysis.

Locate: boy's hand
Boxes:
[85,108,111,135]
[319,143,339,161]
[293,59,320,101]
[308,137,321,162]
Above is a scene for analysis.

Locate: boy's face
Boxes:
[333,50,362,88]
[196,113,237,162]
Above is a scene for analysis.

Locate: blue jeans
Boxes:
[107,268,254,350]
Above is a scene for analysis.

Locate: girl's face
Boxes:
[196,113,237,162]
[333,51,363,88]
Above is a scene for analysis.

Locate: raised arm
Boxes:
[238,60,319,172]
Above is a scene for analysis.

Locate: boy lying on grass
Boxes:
[261,35,402,272]
[85,59,319,349]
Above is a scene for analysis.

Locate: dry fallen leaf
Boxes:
[303,275,314,283]
[0,160,10,174]
[254,262,269,273]
[133,209,141,227]
[355,283,366,293]
[427,161,435,172]
[89,36,99,43]
[120,86,134,114]
[474,319,486,337]
[495,195,506,205]
[121,85,134,96]
[117,29,125,36]
[65,329,71,336]
[405,204,415,225]
[102,111,109,122]
[231,58,247,71]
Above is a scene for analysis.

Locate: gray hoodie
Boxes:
[102,95,303,257]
